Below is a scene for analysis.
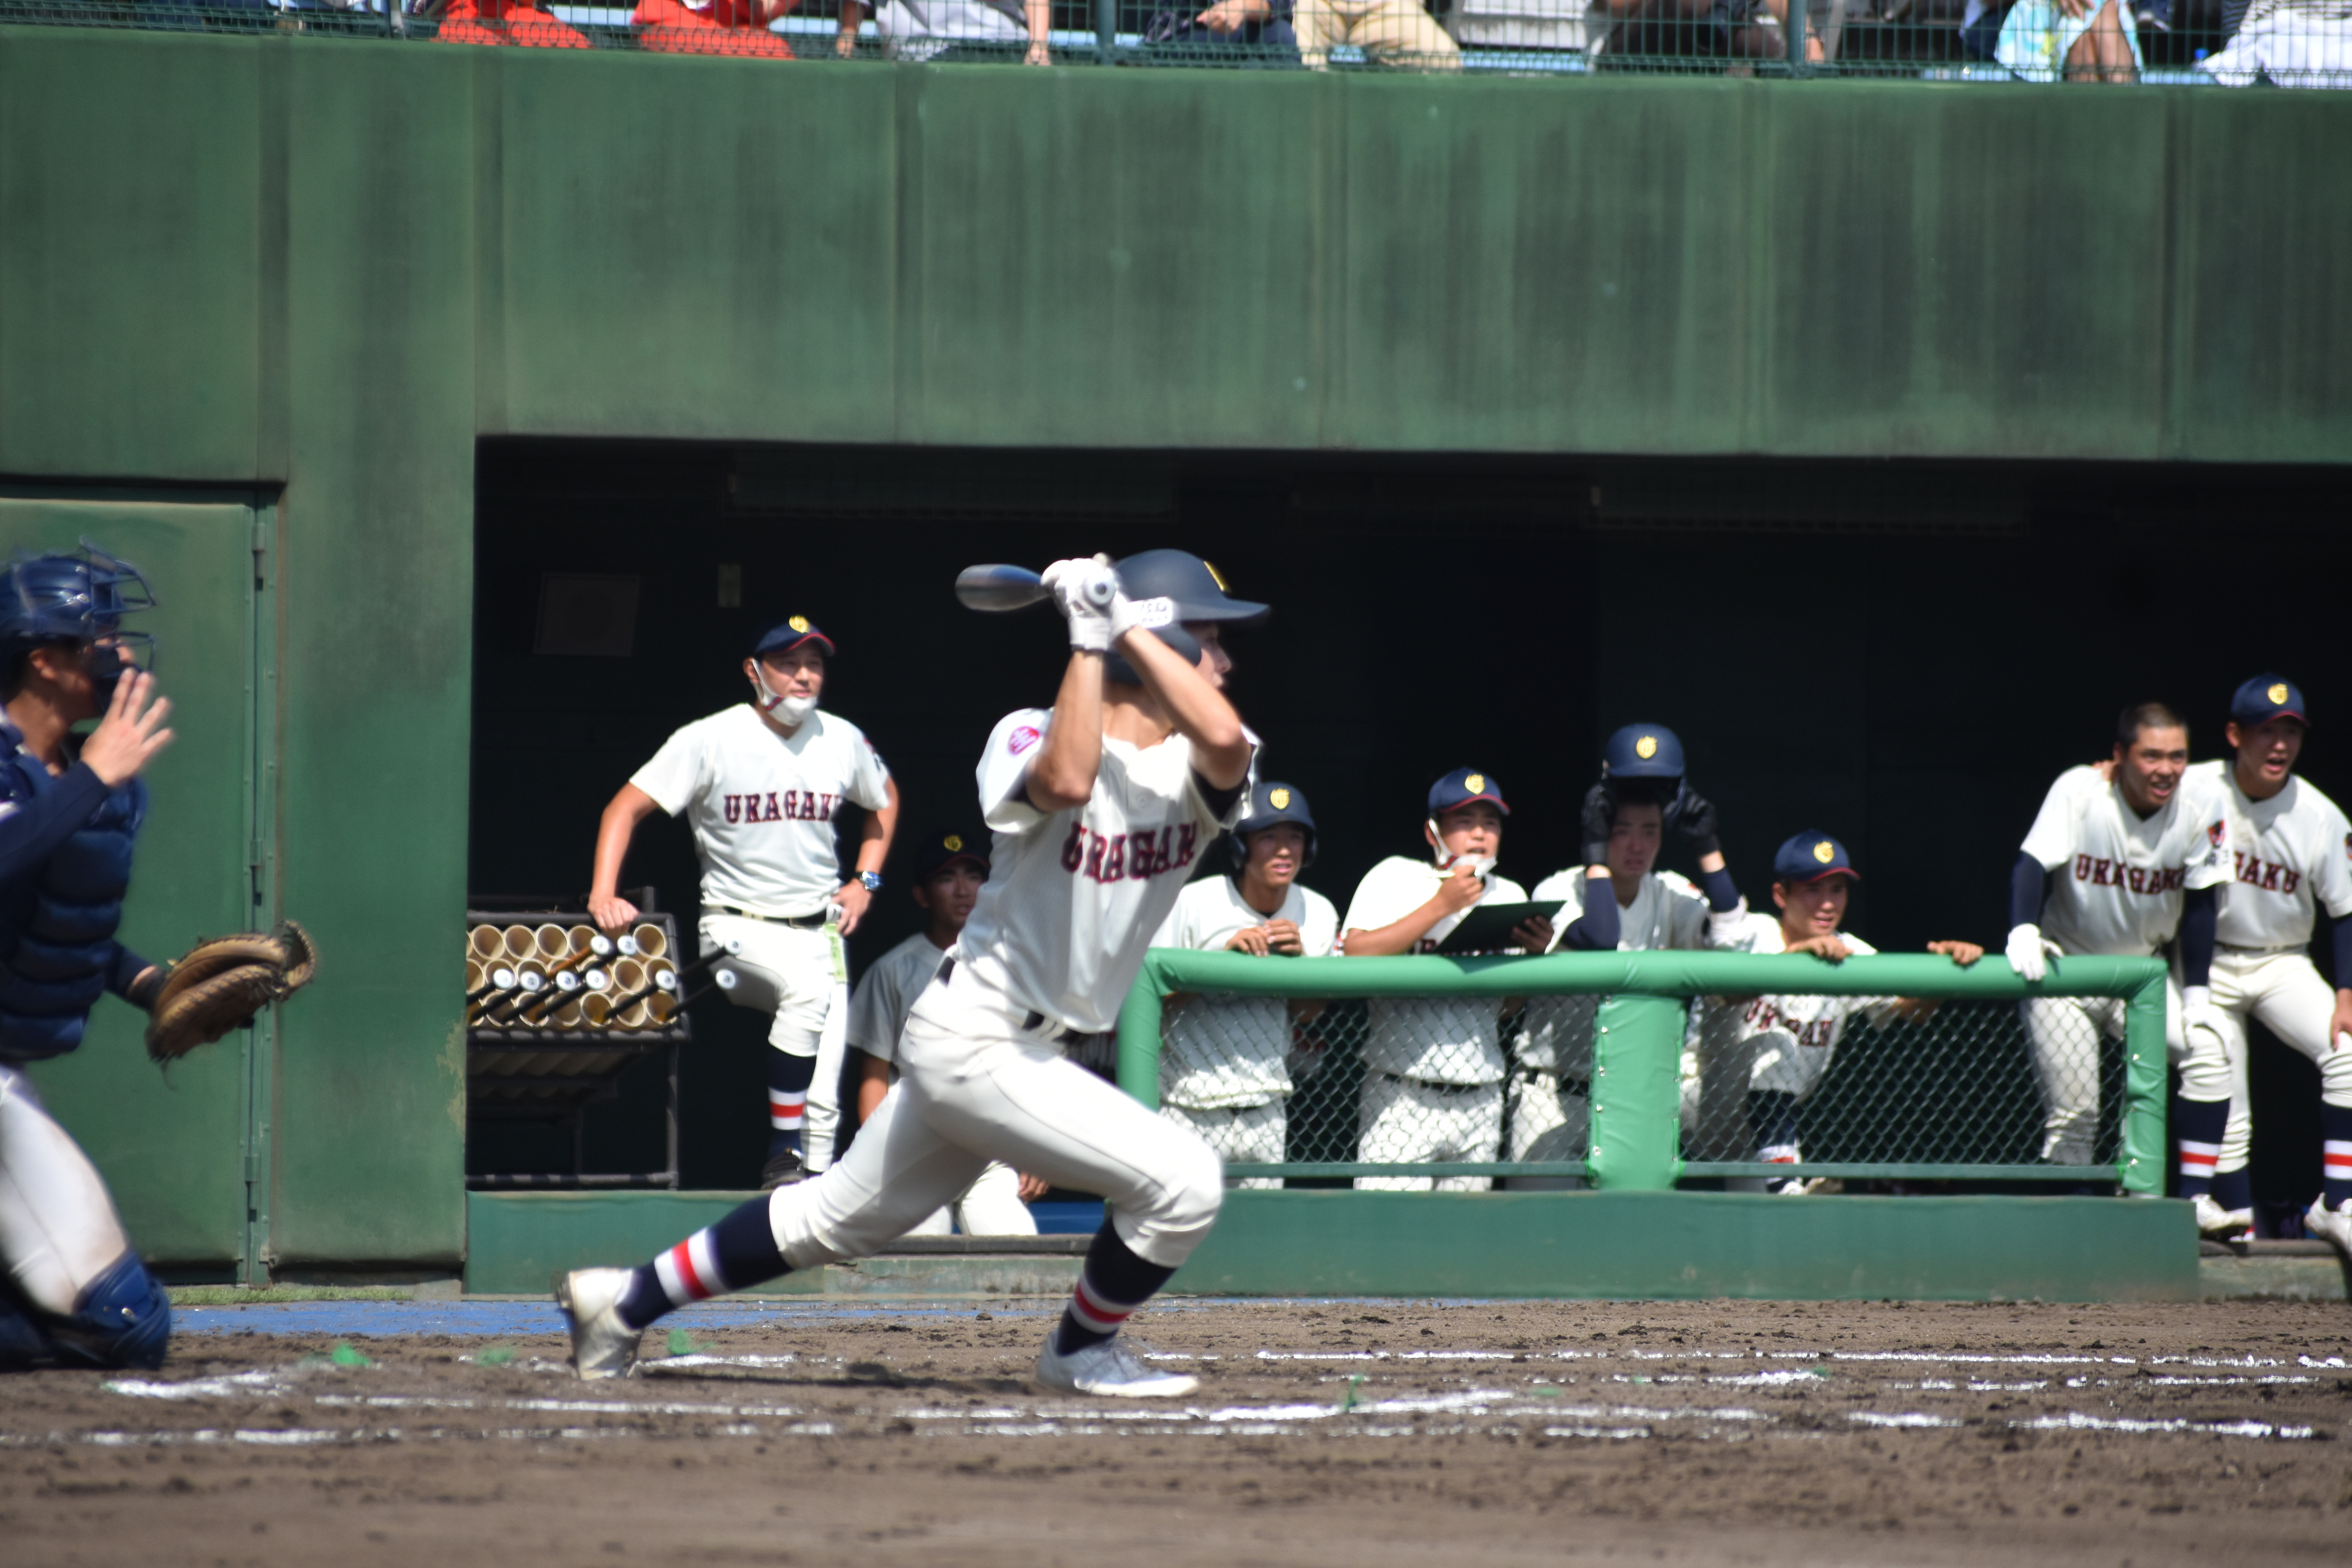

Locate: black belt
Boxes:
[1377,1071,1492,1096]
[1023,1010,1104,1047]
[709,905,829,929]
[1514,1067,1592,1099]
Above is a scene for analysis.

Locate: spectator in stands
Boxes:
[1295,0,1461,68]
[1141,0,1301,62]
[839,0,1055,62]
[846,830,1041,1235]
[434,0,592,46]
[632,0,798,58]
[2200,0,2352,84]
[1995,0,2143,80]
[1710,0,1831,63]
[1700,833,1983,1194]
[1340,769,1552,1191]
[1149,782,1338,1190]
[1511,724,1745,1189]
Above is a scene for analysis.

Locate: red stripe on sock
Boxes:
[1071,1276,1136,1332]
[669,1240,709,1300]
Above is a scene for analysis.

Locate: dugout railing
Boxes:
[1114,948,2170,1193]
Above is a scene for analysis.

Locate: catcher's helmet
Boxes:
[1601,723,1685,781]
[1226,781,1317,872]
[1,542,158,675]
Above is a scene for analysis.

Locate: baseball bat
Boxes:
[955,563,1116,614]
[518,967,585,1023]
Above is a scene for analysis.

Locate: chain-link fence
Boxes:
[1117,947,2171,1192]
[3,0,2345,86]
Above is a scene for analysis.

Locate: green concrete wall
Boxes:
[4,25,2348,1271]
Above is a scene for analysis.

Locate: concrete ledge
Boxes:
[468,1189,2198,1302]
[2198,1243,2350,1302]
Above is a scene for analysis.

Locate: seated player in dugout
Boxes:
[2006,702,2228,1201]
[2169,677,2352,1258]
[1150,781,1339,1190]
[1340,769,1553,1192]
[1511,724,1746,1189]
[1696,833,1982,1195]
[588,615,900,1192]
[846,829,1042,1237]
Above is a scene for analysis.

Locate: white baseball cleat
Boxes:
[2191,1193,2254,1239]
[1034,1335,1199,1399]
[2305,1197,2352,1260]
[556,1267,644,1381]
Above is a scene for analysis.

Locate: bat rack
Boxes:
[463,888,696,1191]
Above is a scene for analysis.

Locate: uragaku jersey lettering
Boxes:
[953,708,1251,1036]
[631,705,891,919]
[2190,759,2352,950]
[1705,912,1894,1099]
[2020,764,2230,957]
[1341,857,1531,1085]
[1150,874,1340,1110]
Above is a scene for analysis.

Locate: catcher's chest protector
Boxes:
[0,754,145,1062]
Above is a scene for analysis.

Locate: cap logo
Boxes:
[1635,735,1658,760]
[1269,788,1291,809]
[2269,682,2288,706]
[1204,561,1230,592]
[788,615,810,633]
[1464,773,1485,793]
[943,835,964,852]
[1813,840,1835,864]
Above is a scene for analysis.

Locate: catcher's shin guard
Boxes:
[0,1255,171,1372]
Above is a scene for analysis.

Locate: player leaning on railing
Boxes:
[1697,833,1984,1194]
[560,549,1263,1397]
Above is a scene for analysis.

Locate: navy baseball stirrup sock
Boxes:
[2322,1103,2352,1210]
[618,1197,791,1329]
[1054,1224,1178,1355]
[2213,1166,2252,1213]
[767,1050,816,1160]
[2173,1096,2229,1201]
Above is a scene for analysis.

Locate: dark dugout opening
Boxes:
[468,440,2349,1218]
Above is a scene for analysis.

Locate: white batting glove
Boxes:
[1111,592,1176,643]
[1041,555,1117,653]
[2004,923,2047,984]
[2181,984,2226,1061]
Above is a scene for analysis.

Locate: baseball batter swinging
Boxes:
[588,617,900,1190]
[559,549,1261,1396]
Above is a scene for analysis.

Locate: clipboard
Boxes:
[1432,900,1558,956]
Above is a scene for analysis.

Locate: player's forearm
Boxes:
[2008,850,2049,931]
[1030,653,1106,810]
[855,777,900,875]
[1118,628,1250,789]
[589,786,659,898]
[856,1054,891,1123]
[1563,867,1621,951]
[1343,900,1451,957]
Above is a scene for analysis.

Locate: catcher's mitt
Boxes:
[144,920,318,1063]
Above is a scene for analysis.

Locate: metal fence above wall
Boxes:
[1114,948,2172,1193]
[2,0,2345,85]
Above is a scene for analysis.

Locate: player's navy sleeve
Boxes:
[2009,851,2047,930]
[1563,882,1620,951]
[1191,771,1245,822]
[0,761,113,889]
[2178,884,2216,989]
[1694,865,1741,915]
[2332,913,2352,993]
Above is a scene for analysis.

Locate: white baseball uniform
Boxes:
[1510,869,1713,1187]
[759,708,1245,1274]
[2187,759,2352,1174]
[1699,915,1896,1143]
[1149,873,1340,1189]
[848,933,1034,1236]
[2015,764,2230,1165]
[1339,857,1530,1191]
[631,704,893,1171]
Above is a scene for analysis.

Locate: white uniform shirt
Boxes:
[2190,760,2352,950]
[1516,869,1712,1076]
[2020,764,2231,957]
[1149,874,1340,1109]
[955,709,1250,1035]
[1704,913,1896,1098]
[847,932,953,1067]
[1341,856,1532,1085]
[631,705,893,918]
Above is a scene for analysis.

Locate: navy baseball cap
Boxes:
[1773,831,1859,885]
[1428,768,1509,817]
[1602,724,1686,780]
[2229,674,2308,728]
[909,829,988,883]
[753,616,836,659]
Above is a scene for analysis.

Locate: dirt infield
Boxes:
[5,1297,2348,1567]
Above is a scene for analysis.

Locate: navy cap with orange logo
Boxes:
[753,615,836,659]
[909,829,988,884]
[1428,768,1509,817]
[2229,674,2308,728]
[1772,831,1858,885]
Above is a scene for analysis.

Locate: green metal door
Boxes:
[6,495,270,1280]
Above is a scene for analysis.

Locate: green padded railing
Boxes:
[1115,948,2170,1195]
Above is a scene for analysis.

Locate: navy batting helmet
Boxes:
[1601,723,1685,780]
[1226,780,1316,872]
[1114,550,1269,625]
[1,542,157,682]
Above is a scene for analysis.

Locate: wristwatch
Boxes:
[858,871,884,893]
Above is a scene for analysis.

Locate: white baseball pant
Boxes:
[701,913,851,1171]
[1160,1099,1285,1190]
[1501,1069,1589,1191]
[2201,948,2352,1174]
[2022,969,2186,1167]
[1354,1072,1501,1191]
[0,1064,133,1316]
[900,1159,1038,1236]
[761,960,1222,1270]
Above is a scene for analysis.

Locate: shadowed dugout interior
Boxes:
[466,439,2350,1215]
